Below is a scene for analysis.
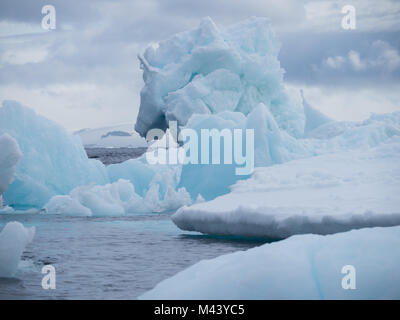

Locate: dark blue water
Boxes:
[0,213,263,299]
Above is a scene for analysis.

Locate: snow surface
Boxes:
[75,124,148,148]
[0,222,35,278]
[135,17,305,139]
[0,134,22,208]
[140,225,400,299]
[0,100,109,208]
[173,137,400,239]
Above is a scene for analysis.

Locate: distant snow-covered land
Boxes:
[74,124,148,148]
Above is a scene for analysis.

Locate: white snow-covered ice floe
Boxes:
[140,225,400,299]
[172,137,400,239]
[0,221,35,278]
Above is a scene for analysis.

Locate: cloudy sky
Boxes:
[0,0,399,130]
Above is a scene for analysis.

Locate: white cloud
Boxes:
[325,56,346,69]
[323,41,400,72]
[0,21,45,38]
[348,50,365,70]
[372,40,400,71]
[290,83,400,122]
[0,46,48,66]
[0,83,140,131]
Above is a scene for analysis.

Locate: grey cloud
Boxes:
[0,0,399,129]
[279,31,400,86]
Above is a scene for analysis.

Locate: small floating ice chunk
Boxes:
[44,179,192,216]
[0,221,35,278]
[43,195,92,216]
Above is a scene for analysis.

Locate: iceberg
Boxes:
[140,225,400,299]
[0,133,22,208]
[177,103,310,201]
[44,178,191,216]
[0,100,109,208]
[172,137,400,239]
[135,17,305,139]
[306,112,400,147]
[0,100,190,214]
[134,17,400,203]
[301,90,333,136]
[0,221,35,278]
[44,195,93,216]
[158,17,400,213]
[178,111,249,200]
[107,156,182,198]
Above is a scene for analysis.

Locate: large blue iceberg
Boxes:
[135,17,305,139]
[0,101,191,213]
[0,101,109,208]
[134,17,400,201]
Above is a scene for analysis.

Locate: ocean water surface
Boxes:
[0,213,265,299]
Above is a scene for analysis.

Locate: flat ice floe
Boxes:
[140,225,400,299]
[172,138,400,239]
